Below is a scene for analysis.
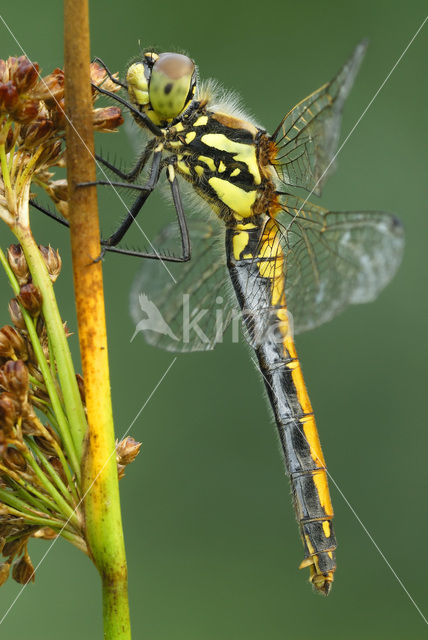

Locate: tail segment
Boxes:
[226,217,336,594]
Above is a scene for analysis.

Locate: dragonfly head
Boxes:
[127,52,196,123]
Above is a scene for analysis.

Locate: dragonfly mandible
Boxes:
[47,42,405,593]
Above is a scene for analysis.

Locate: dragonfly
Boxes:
[40,42,404,593]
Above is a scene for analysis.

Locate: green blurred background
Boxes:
[0,1,427,638]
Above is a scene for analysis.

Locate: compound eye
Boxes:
[149,53,195,119]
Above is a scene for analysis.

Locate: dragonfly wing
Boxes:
[272,40,367,195]
[129,217,236,352]
[275,194,404,334]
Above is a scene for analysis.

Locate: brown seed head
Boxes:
[3,447,26,472]
[8,299,26,331]
[7,245,29,286]
[93,106,124,132]
[0,360,29,405]
[116,436,142,466]
[32,527,58,540]
[38,245,62,282]
[31,68,64,105]
[0,326,27,360]
[9,57,39,93]
[90,63,122,94]
[12,551,35,584]
[20,118,55,149]
[17,283,43,316]
[0,392,19,433]
[0,57,40,124]
[33,424,60,456]
[0,563,10,587]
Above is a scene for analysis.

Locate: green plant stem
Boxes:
[13,228,87,459]
[22,450,80,529]
[8,479,57,515]
[0,247,81,479]
[64,1,131,638]
[0,464,59,513]
[0,488,67,529]
[27,439,77,506]
[60,529,88,554]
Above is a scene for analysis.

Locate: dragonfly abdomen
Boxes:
[226,218,336,594]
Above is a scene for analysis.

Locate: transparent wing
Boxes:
[129,217,236,352]
[275,194,404,334]
[272,40,367,195]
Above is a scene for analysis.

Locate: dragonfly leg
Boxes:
[91,57,127,90]
[96,149,162,251]
[91,83,162,137]
[30,199,70,229]
[94,138,156,182]
[165,163,191,262]
[97,161,191,261]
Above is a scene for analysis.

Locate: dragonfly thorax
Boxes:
[163,107,278,220]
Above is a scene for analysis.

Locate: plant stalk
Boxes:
[63,1,131,638]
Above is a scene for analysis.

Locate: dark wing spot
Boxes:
[164,83,173,95]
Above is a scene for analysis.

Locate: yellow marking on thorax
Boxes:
[198,155,216,172]
[218,161,226,172]
[168,140,182,148]
[185,131,196,143]
[232,230,250,260]
[194,165,204,177]
[235,222,257,230]
[209,178,257,216]
[194,115,208,127]
[201,133,261,185]
[174,122,185,132]
[176,160,191,175]
[230,168,240,177]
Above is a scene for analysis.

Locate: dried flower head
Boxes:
[116,436,141,479]
[0,56,123,230]
[39,245,62,282]
[17,283,43,316]
[7,244,29,285]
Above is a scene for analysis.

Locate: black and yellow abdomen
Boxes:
[226,216,336,594]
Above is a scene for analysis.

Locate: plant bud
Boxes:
[32,527,58,540]
[48,457,67,484]
[0,392,19,432]
[0,326,27,360]
[12,552,35,584]
[116,436,141,466]
[0,563,10,587]
[33,424,60,455]
[7,245,29,285]
[17,283,43,316]
[11,56,39,93]
[93,106,124,132]
[39,245,61,282]
[0,360,29,405]
[3,447,26,472]
[8,299,26,331]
